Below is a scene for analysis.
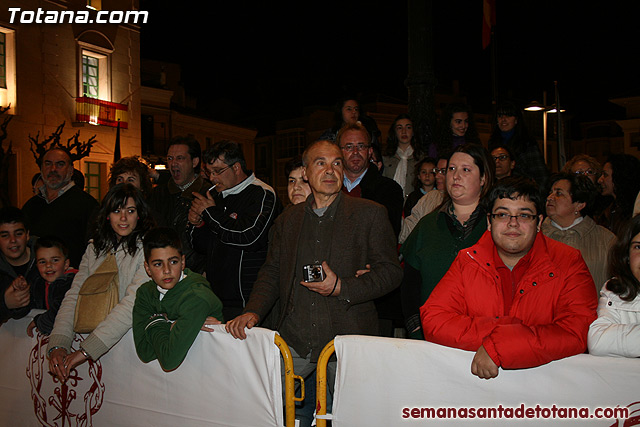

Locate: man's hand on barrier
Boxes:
[201,316,222,331]
[300,261,341,297]
[471,345,499,379]
[225,312,259,340]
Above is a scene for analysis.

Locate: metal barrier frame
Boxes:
[315,339,335,427]
[275,334,305,427]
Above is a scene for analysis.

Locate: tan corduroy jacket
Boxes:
[542,216,615,293]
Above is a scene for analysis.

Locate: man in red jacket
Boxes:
[421,177,597,379]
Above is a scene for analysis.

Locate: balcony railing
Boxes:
[76,96,128,128]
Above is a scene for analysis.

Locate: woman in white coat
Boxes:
[47,184,155,381]
[588,215,640,357]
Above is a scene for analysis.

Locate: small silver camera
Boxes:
[303,264,325,282]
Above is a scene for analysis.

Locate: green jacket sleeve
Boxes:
[132,283,163,364]
[142,291,222,371]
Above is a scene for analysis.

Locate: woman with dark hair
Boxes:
[108,156,154,196]
[432,103,480,158]
[542,173,615,291]
[319,97,380,147]
[596,153,640,235]
[588,215,640,357]
[401,144,495,339]
[47,184,155,381]
[382,114,426,198]
[488,101,549,187]
[284,156,311,205]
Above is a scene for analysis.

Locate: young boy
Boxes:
[0,207,39,322]
[133,227,223,371]
[27,236,77,336]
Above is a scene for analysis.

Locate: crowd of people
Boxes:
[0,98,639,425]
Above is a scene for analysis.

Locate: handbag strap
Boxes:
[94,251,118,275]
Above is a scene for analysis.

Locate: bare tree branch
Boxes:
[29,121,98,167]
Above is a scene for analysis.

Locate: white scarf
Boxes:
[393,145,414,193]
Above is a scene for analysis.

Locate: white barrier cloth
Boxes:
[332,335,639,426]
[0,311,283,427]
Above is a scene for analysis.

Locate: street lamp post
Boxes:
[525,90,565,169]
[524,92,549,164]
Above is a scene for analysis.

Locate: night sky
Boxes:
[140,1,640,135]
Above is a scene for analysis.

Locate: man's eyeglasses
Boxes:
[432,168,447,175]
[489,212,538,223]
[492,154,510,161]
[209,165,232,176]
[574,169,597,177]
[341,143,370,152]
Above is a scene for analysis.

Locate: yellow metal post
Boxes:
[315,340,335,427]
[275,334,305,427]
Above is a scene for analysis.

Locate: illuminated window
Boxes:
[77,31,113,102]
[0,33,6,89]
[82,54,99,98]
[0,27,16,113]
[80,49,109,100]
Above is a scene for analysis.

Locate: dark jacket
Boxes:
[489,132,549,188]
[401,203,487,336]
[0,237,40,321]
[22,185,98,268]
[244,192,403,361]
[190,174,280,312]
[347,164,404,239]
[347,165,404,322]
[31,269,77,334]
[404,188,425,218]
[150,175,211,273]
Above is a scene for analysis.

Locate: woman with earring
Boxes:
[542,173,615,292]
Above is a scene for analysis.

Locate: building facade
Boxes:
[0,0,143,206]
